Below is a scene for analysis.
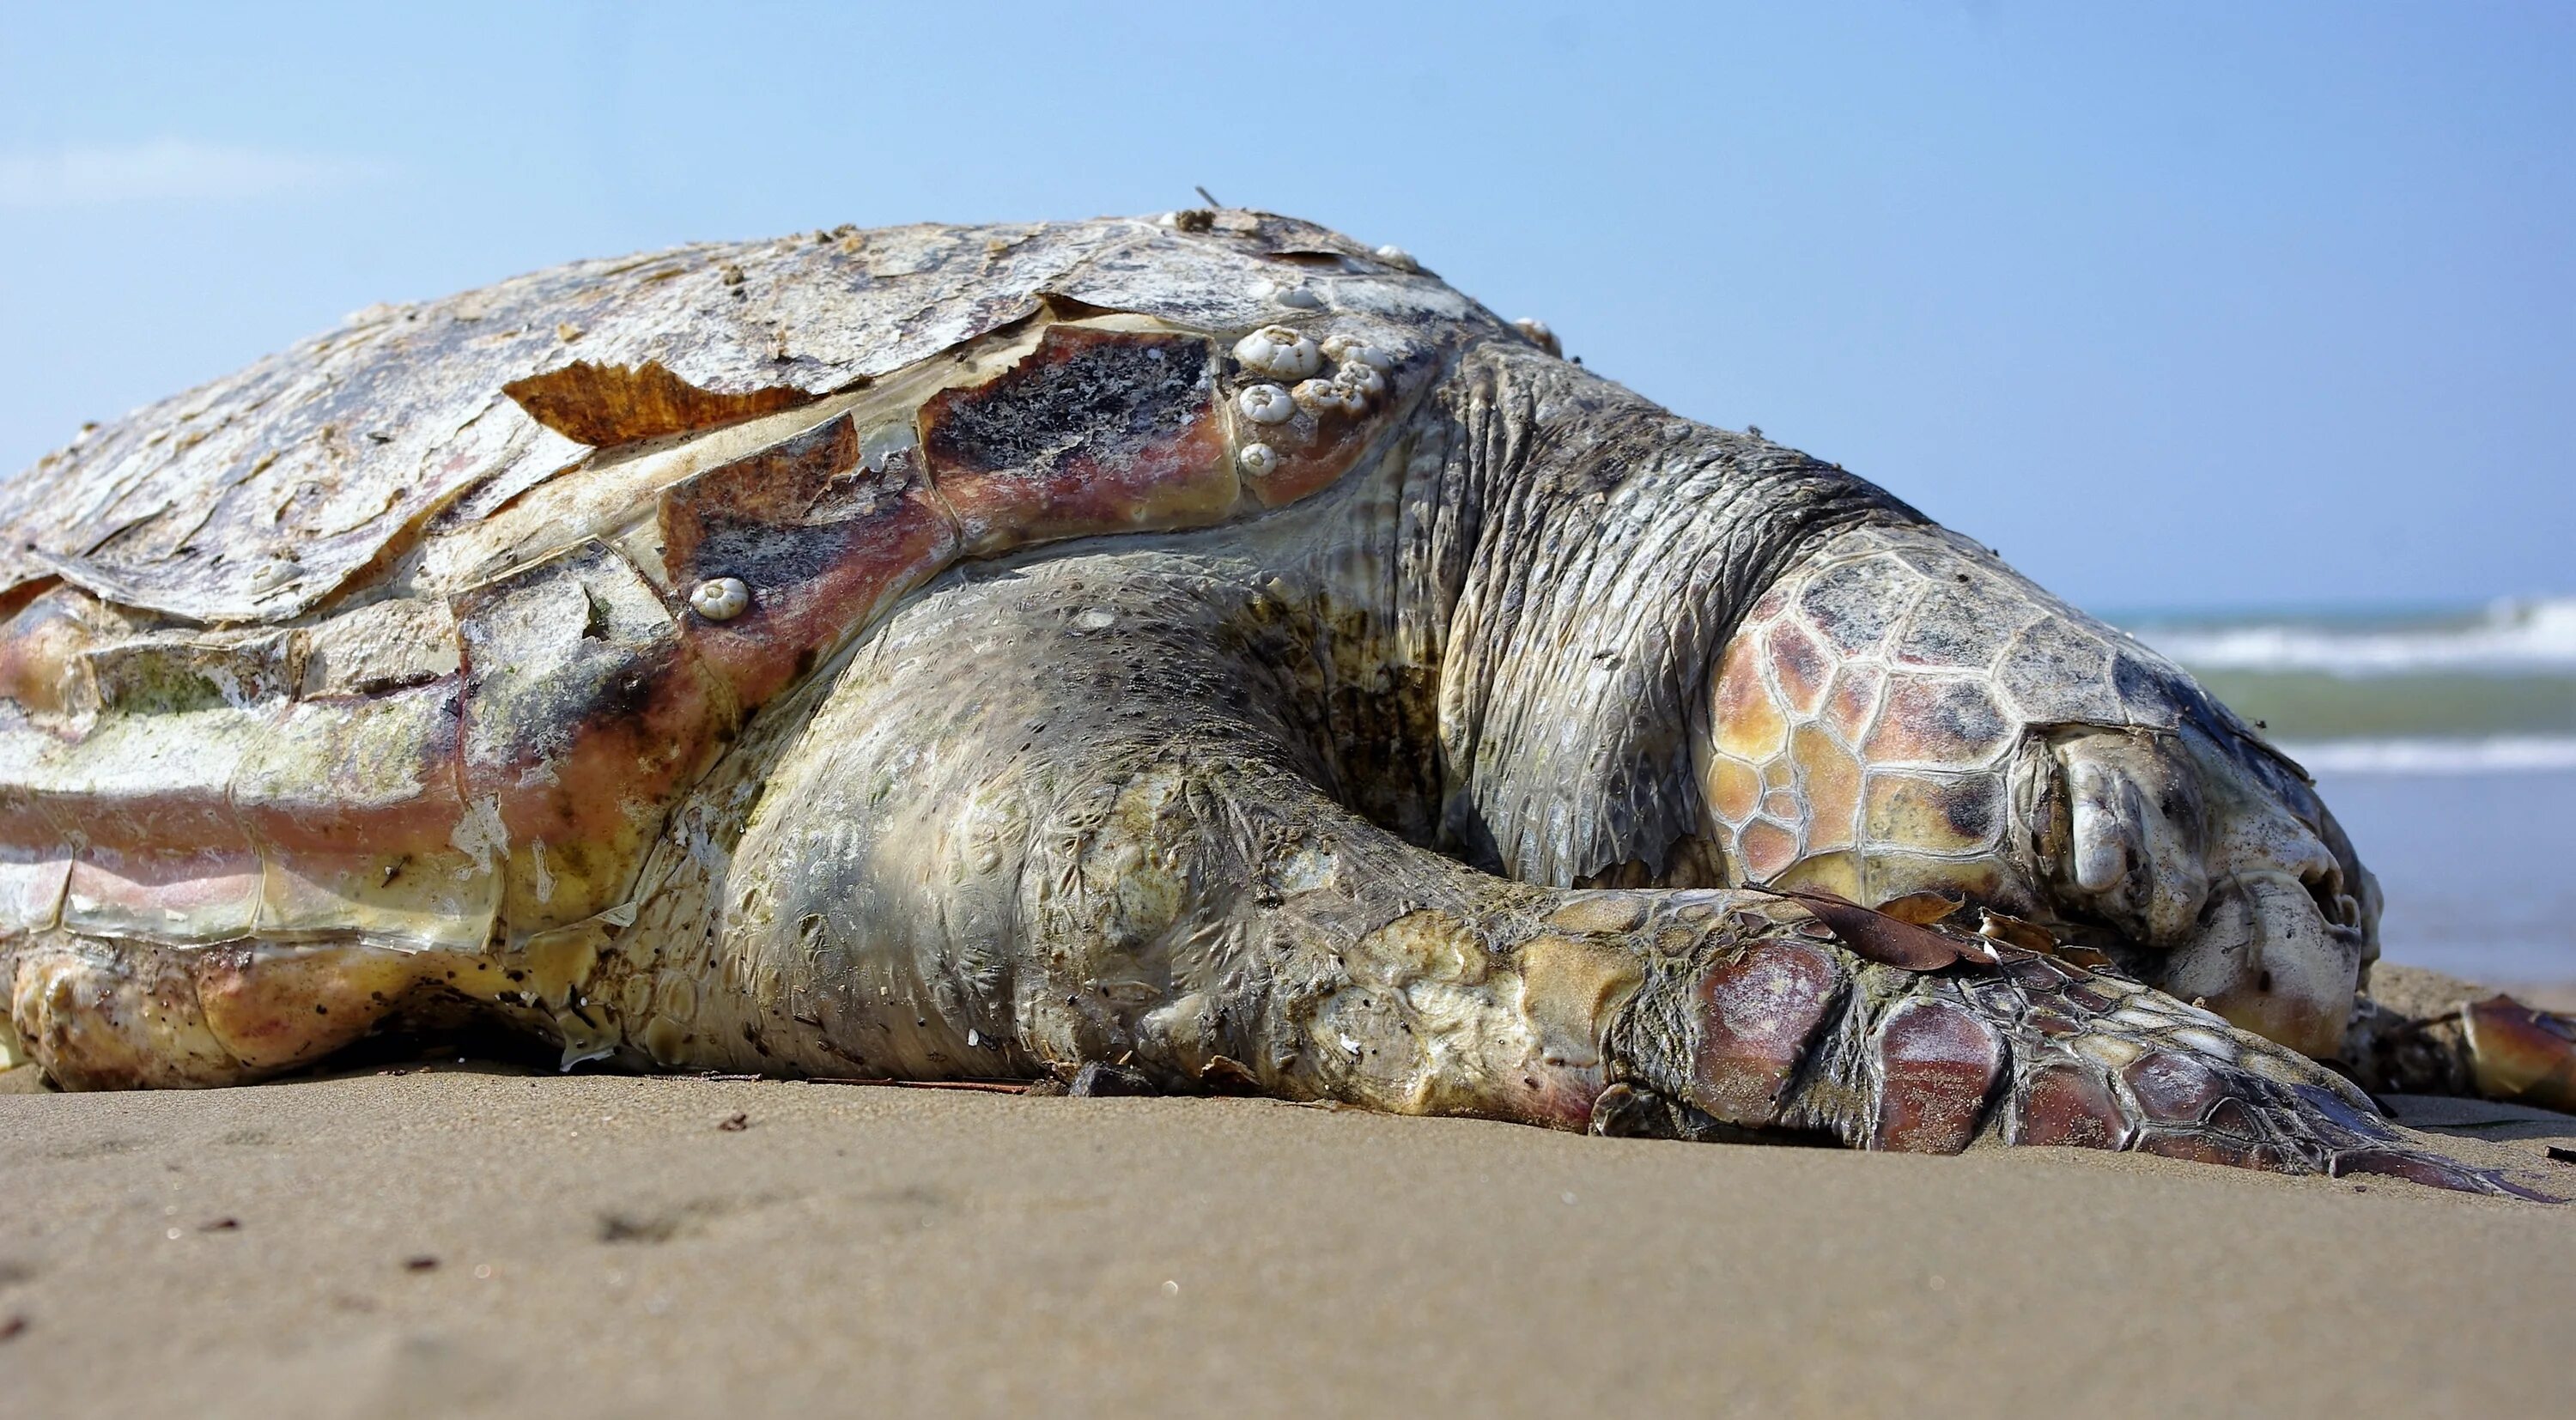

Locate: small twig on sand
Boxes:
[804,1077,1029,1095]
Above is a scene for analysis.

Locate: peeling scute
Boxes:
[502,360,819,448]
[0,586,131,724]
[1050,226,1479,337]
[300,598,462,698]
[455,540,732,934]
[0,591,489,950]
[84,630,303,713]
[920,325,1234,554]
[235,677,492,952]
[660,415,961,709]
[47,708,271,943]
[0,221,1137,622]
[0,213,1501,622]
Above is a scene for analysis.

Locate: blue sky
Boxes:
[1,3,2566,611]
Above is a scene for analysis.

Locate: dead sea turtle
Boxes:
[0,209,2563,1198]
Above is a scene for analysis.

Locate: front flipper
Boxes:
[715,549,2551,1199]
[1605,920,2552,1199]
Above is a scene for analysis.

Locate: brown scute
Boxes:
[920,325,1235,553]
[2137,1130,2272,1171]
[1869,996,2004,1153]
[1861,771,2002,855]
[1863,676,2012,768]
[663,416,865,555]
[661,417,962,709]
[2012,1061,2131,1150]
[1765,622,1832,715]
[1735,819,1798,882]
[1691,938,1843,1126]
[502,360,820,448]
[2118,1049,2228,1125]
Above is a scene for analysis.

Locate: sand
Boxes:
[3,1063,2572,1419]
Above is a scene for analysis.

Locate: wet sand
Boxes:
[3,1065,2572,1418]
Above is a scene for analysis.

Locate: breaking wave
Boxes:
[2281,736,2576,775]
[2131,597,2576,677]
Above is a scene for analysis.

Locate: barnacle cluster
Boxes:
[1230,322,1400,432]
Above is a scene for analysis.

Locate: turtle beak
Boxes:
[2156,869,2364,1059]
[2153,730,2374,1059]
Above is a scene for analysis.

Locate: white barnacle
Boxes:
[690,576,751,622]
[1331,361,1386,400]
[1268,283,1325,309]
[1236,384,1297,425]
[1292,378,1366,417]
[1373,244,1419,272]
[1237,441,1280,478]
[1321,334,1396,371]
[1231,325,1322,380]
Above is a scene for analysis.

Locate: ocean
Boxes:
[2119,598,2576,986]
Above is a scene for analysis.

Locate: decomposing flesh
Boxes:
[0,210,2561,1199]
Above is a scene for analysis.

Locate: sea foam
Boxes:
[2135,597,2576,677]
[2281,735,2576,774]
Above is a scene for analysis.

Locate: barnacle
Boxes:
[1330,361,1386,400]
[1233,325,1323,380]
[1252,278,1325,310]
[1321,334,1395,372]
[1237,442,1280,478]
[1292,378,1368,418]
[1236,384,1297,425]
[690,576,752,622]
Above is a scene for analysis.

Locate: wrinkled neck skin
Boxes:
[1305,339,1918,885]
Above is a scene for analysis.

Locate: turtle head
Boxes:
[2032,718,2379,1059]
[1693,522,2381,1063]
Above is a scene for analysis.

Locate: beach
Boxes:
[3,1062,2571,1418]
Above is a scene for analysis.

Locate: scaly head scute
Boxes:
[2022,717,2377,1059]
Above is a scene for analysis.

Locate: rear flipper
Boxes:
[1603,925,2554,1199]
[7,934,491,1089]
[2346,968,2576,1113]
